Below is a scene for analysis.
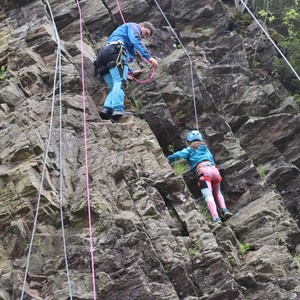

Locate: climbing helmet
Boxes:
[187,130,203,142]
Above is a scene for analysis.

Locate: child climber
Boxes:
[167,130,233,224]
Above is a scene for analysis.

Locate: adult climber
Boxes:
[167,130,233,225]
[94,22,158,121]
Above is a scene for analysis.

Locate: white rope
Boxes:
[20,33,58,300]
[239,0,300,81]
[45,0,73,298]
[20,1,73,298]
[152,0,200,131]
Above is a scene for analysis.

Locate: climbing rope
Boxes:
[115,0,156,84]
[152,0,199,131]
[75,1,97,299]
[47,0,73,298]
[239,0,300,81]
[20,1,73,298]
[20,42,57,300]
[115,0,126,24]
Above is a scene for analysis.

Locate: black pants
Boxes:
[95,43,126,76]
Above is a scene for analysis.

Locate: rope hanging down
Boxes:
[115,0,155,84]
[21,1,73,298]
[75,1,97,299]
[20,37,58,300]
[239,0,300,82]
[48,0,74,298]
[152,0,199,131]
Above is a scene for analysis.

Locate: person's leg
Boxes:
[212,181,226,209]
[211,167,233,220]
[100,73,114,119]
[199,174,219,220]
[108,60,129,113]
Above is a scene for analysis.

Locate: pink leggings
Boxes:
[197,163,226,219]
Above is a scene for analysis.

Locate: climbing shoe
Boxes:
[221,208,233,221]
[212,217,222,225]
[99,107,113,120]
[111,110,124,121]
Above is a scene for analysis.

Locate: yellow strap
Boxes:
[115,44,123,67]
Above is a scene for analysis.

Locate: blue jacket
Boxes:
[167,144,215,172]
[106,23,152,62]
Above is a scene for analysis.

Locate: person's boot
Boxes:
[212,217,222,224]
[99,107,113,120]
[221,208,233,221]
[111,110,124,121]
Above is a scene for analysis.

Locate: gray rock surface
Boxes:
[0,0,299,299]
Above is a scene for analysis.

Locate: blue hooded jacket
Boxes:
[106,22,152,62]
[167,144,215,172]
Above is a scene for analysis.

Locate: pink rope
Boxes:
[75,1,97,299]
[115,0,155,84]
[129,68,155,84]
[116,0,126,24]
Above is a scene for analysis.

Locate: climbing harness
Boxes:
[20,1,73,299]
[196,162,214,176]
[115,42,124,68]
[238,0,300,82]
[75,1,97,299]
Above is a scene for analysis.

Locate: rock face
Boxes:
[0,0,300,299]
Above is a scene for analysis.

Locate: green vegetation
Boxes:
[196,202,211,221]
[241,286,248,295]
[172,159,190,175]
[258,9,276,24]
[175,110,186,120]
[167,144,175,154]
[239,242,251,255]
[132,98,142,110]
[188,237,198,257]
[271,183,277,189]
[293,254,300,263]
[233,1,300,92]
[294,93,300,104]
[0,66,6,81]
[275,7,300,89]
[257,164,266,177]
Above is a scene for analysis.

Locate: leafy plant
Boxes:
[172,159,190,175]
[258,9,275,23]
[133,99,142,110]
[274,6,300,91]
[294,94,300,104]
[257,164,266,177]
[239,242,251,255]
[293,254,300,263]
[253,60,261,68]
[0,66,6,81]
[271,183,277,189]
[175,110,186,120]
[188,237,198,257]
[241,286,248,295]
[167,144,175,154]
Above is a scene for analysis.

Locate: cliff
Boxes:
[0,0,299,299]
